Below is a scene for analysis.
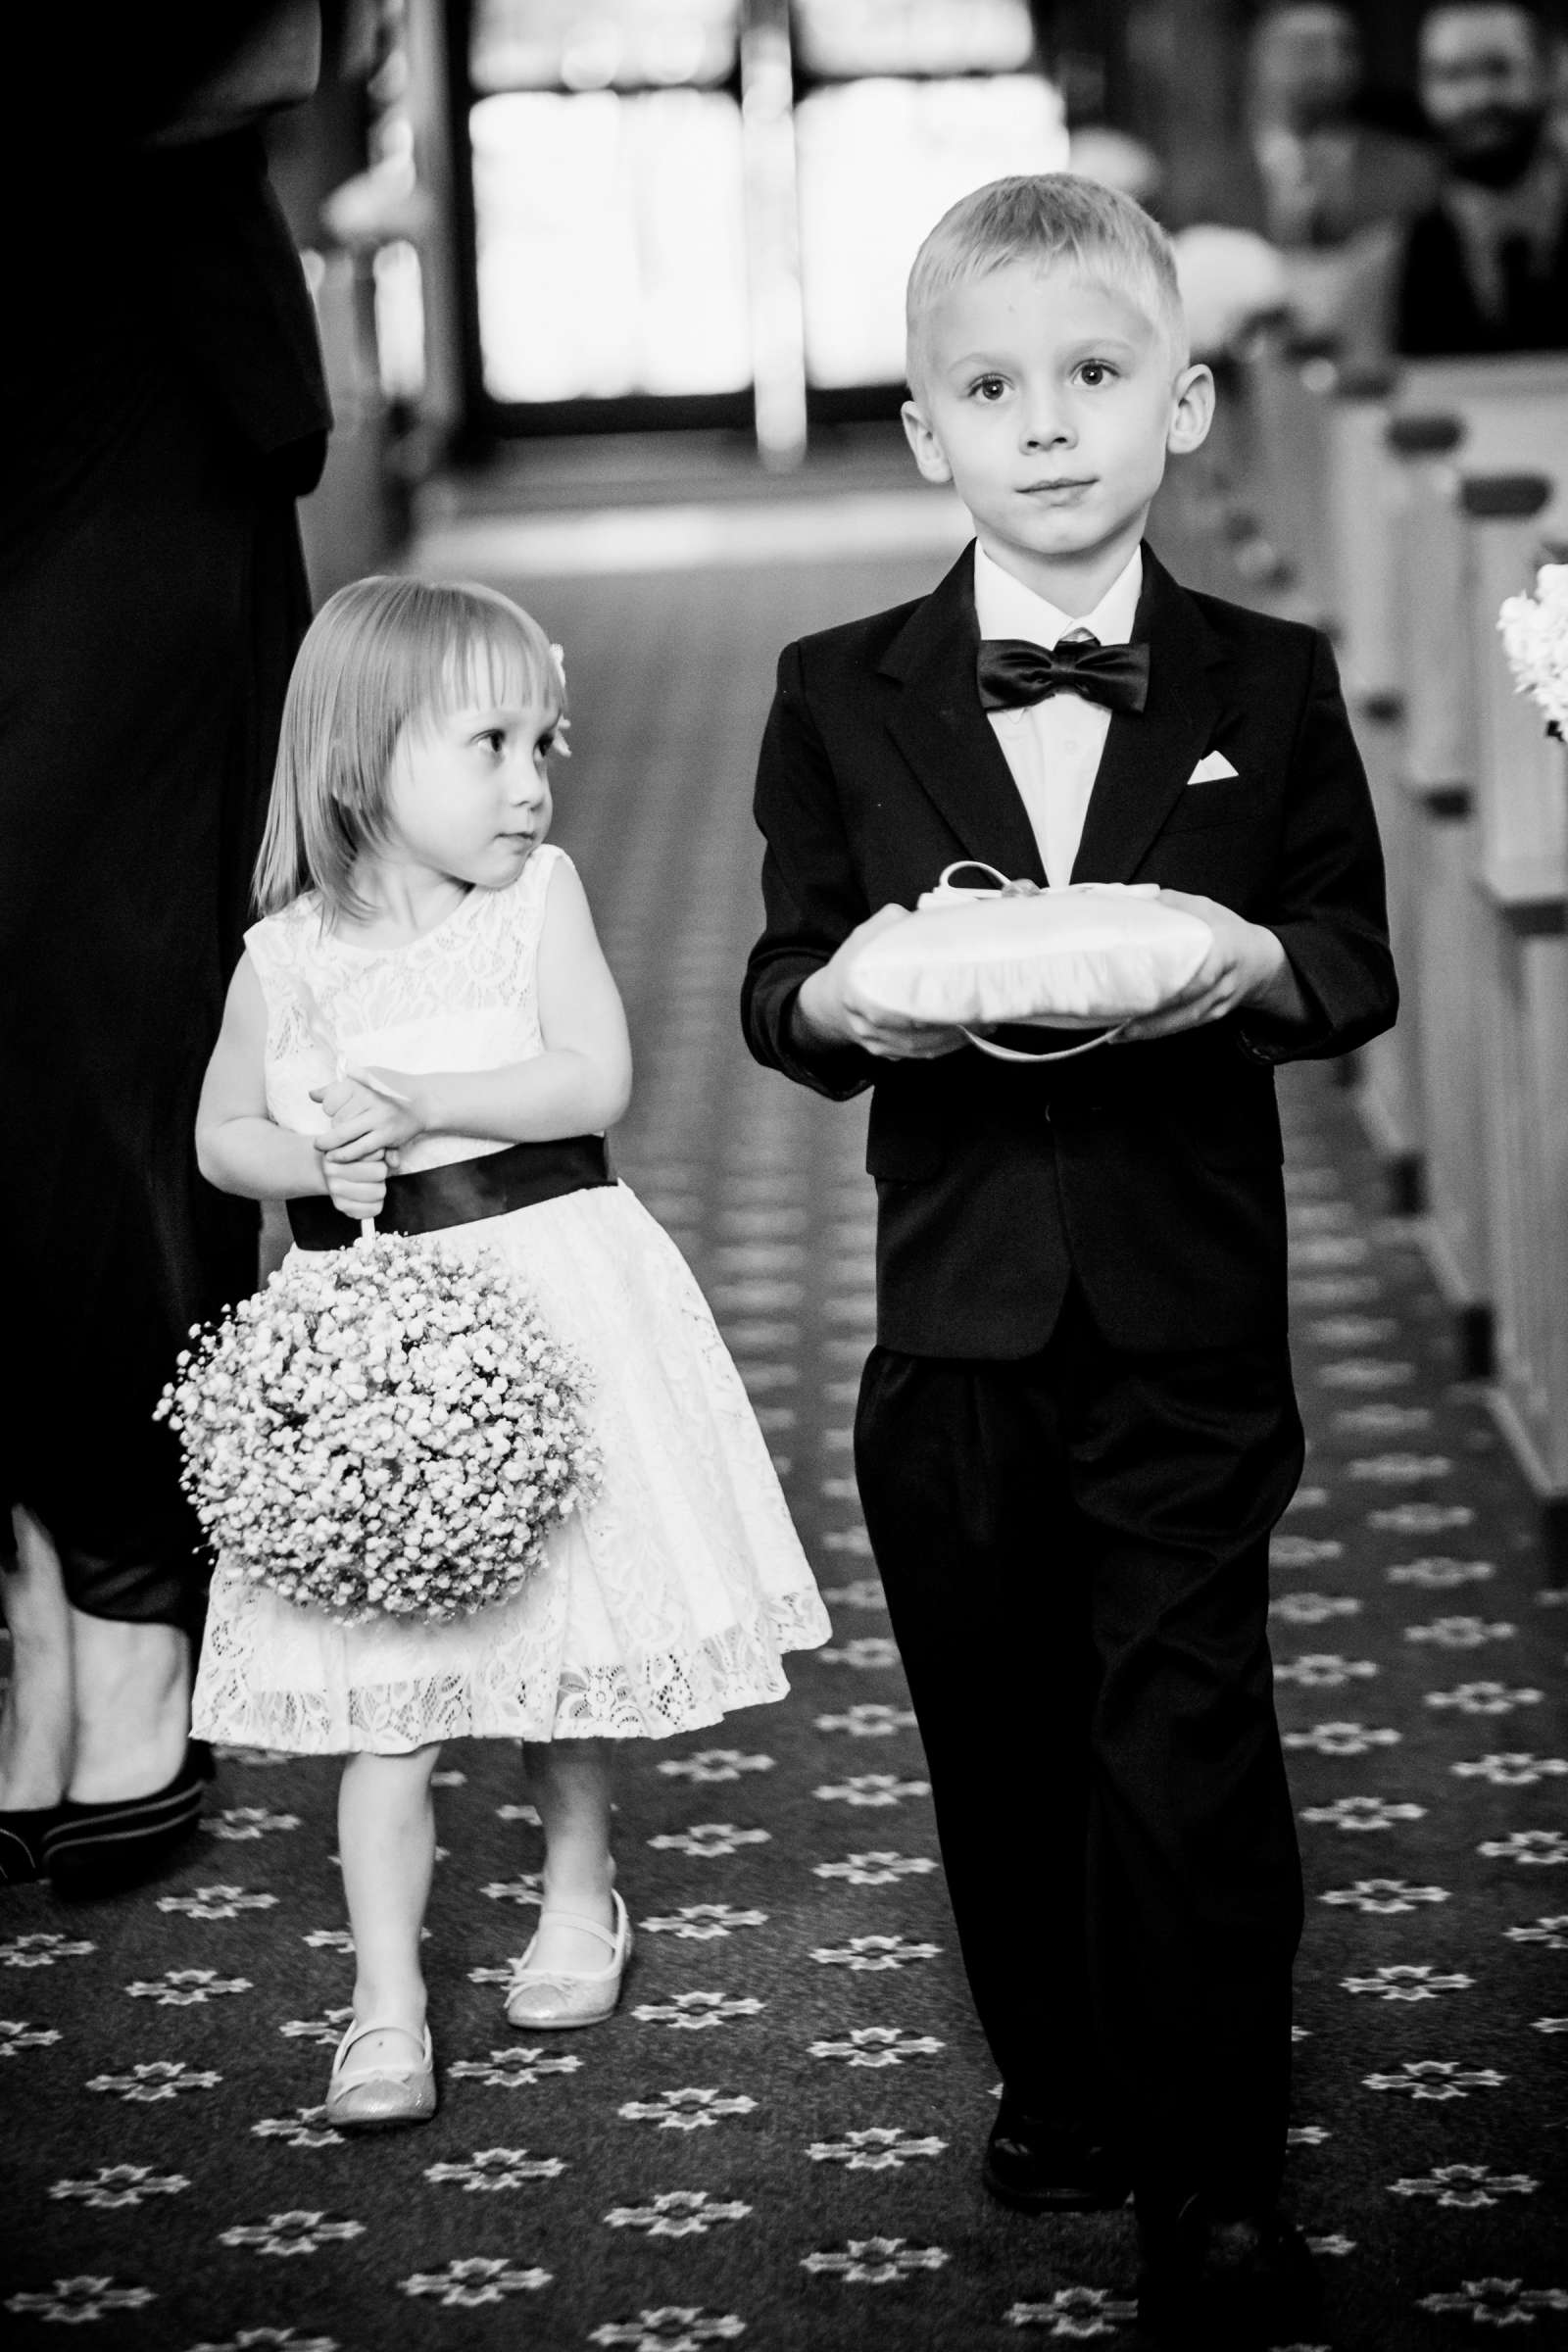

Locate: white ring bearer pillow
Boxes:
[848,862,1213,1064]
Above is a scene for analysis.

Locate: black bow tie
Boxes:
[977,634,1151,716]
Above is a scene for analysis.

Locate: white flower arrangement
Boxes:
[1497,562,1568,740]
[158,1233,598,1622]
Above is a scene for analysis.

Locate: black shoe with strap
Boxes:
[1137,2196,1322,2348]
[983,2098,1133,2214]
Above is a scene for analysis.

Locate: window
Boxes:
[471,0,739,91]
[471,87,750,401]
[467,3,749,403]
[796,73,1067,387]
[792,0,1036,78]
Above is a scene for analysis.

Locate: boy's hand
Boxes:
[1114,890,1305,1043]
[310,1069,424,1163]
[795,905,970,1061]
[321,1148,389,1221]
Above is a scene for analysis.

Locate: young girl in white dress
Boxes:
[192,575,829,2130]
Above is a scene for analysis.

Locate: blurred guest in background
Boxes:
[1396,0,1568,351]
[0,4,330,1894]
[1183,3,1438,251]
[1172,3,1439,361]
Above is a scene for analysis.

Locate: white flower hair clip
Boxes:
[548,641,571,755]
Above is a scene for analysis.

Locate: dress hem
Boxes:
[194,1647,822,1756]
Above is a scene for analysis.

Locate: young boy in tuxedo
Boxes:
[742,175,1396,2347]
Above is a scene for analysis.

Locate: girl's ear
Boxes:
[1167,363,1215,456]
[902,398,955,485]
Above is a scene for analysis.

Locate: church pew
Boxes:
[1229,349,1447,1206]
[1316,370,1420,1210]
[1385,416,1491,1372]
[1243,353,1566,1196]
[1229,348,1568,629]
[1393,354,1568,517]
[1457,473,1568,1556]
[1240,339,1340,630]
[1383,367,1566,1387]
[1223,345,1420,1189]
[1321,363,1567,1225]
[1241,352,1568,1554]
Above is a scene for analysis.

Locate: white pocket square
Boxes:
[1186,750,1240,784]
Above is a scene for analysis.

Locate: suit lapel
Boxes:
[879,544,1047,886]
[1069,548,1226,884]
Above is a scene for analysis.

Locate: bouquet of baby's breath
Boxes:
[157,1233,598,1622]
[1498,562,1568,740]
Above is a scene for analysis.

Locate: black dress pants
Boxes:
[855,1286,1305,2215]
[0,350,312,1622]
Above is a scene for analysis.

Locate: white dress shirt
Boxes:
[974,542,1144,888]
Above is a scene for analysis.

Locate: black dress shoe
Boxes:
[1138,2199,1322,2348]
[983,2101,1133,2213]
[41,1747,206,1900]
[0,1807,64,1886]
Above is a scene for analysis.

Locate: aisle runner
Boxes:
[4,559,1565,2351]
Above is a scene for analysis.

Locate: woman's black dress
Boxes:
[0,111,331,1624]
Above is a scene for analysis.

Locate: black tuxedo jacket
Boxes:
[742,544,1397,1358]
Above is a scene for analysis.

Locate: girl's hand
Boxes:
[1113,890,1304,1042]
[310,1068,424,1162]
[321,1148,389,1221]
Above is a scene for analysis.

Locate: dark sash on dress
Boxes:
[286,1135,613,1250]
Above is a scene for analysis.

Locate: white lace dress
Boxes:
[192,845,830,1754]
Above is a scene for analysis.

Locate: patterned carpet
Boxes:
[3,535,1567,2352]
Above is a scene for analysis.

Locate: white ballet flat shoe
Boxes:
[504,1889,632,2030]
[323,2016,436,2131]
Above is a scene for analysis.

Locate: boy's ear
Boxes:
[902,397,954,486]
[1166,363,1215,457]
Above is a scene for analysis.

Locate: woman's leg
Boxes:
[337,1743,441,2070]
[521,1737,616,1973]
[1,1507,191,1810]
[68,1611,190,1803]
[0,1509,74,1809]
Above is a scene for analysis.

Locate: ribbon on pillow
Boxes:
[919,863,1136,1064]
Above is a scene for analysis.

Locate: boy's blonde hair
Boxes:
[255,575,563,920]
[906,172,1189,395]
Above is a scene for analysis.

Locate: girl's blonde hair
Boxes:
[255,575,564,919]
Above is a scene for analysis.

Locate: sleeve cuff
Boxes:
[779,985,875,1100]
[1235,930,1338,1065]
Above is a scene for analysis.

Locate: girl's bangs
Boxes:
[427,597,560,719]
